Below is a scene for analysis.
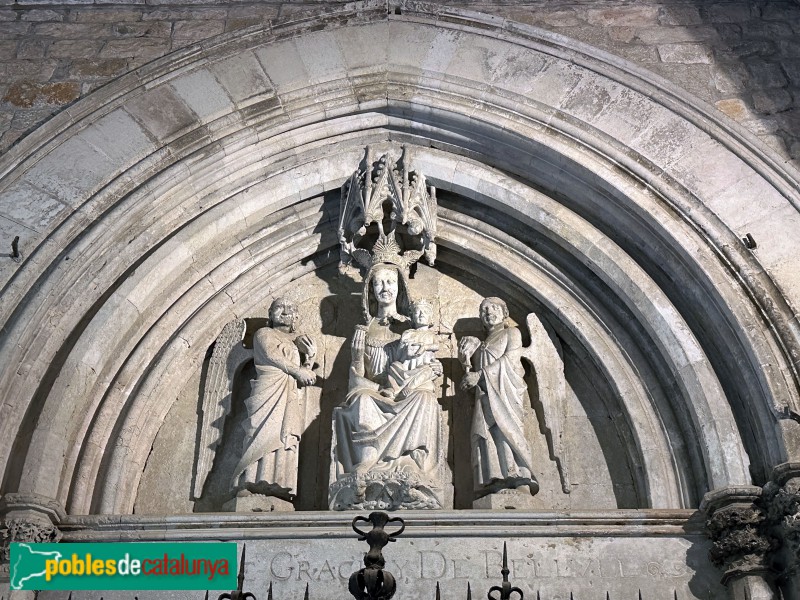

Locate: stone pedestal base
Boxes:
[329,471,442,511]
[222,494,294,513]
[473,486,537,510]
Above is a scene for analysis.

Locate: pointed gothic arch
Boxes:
[0,4,798,524]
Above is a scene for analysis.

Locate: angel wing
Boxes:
[193,318,253,499]
[520,313,570,494]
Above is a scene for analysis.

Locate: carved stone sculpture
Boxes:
[231,298,316,503]
[458,297,571,504]
[459,297,539,499]
[330,247,443,510]
[330,147,445,511]
[195,298,316,511]
[0,493,65,570]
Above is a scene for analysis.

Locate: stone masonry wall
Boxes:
[0,0,799,169]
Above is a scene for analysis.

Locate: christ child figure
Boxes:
[382,299,442,401]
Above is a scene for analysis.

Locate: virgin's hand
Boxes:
[430,360,443,378]
[351,327,366,358]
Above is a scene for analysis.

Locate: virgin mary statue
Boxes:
[330,235,443,509]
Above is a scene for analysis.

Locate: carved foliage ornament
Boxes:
[706,503,774,579]
[704,468,800,586]
[0,517,62,562]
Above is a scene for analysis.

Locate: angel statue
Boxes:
[230,297,316,502]
[193,297,316,511]
[459,297,571,502]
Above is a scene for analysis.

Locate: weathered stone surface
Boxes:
[99,37,169,58]
[110,21,171,38]
[68,58,128,78]
[706,2,756,24]
[658,5,703,26]
[657,43,712,64]
[124,83,197,139]
[752,89,793,114]
[169,68,233,120]
[713,62,750,93]
[16,39,47,59]
[32,22,109,38]
[2,80,79,108]
[746,59,789,88]
[172,19,225,40]
[208,51,272,105]
[715,97,752,121]
[20,9,64,22]
[586,6,658,27]
[73,8,143,23]
[47,38,101,58]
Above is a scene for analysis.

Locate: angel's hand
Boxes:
[294,367,316,387]
[458,336,480,362]
[460,371,480,391]
[295,334,316,358]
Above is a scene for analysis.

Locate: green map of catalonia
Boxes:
[10,543,62,589]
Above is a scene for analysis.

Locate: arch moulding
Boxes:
[0,2,799,532]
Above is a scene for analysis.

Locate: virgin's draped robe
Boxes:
[334,318,440,475]
[232,327,303,496]
[472,326,536,492]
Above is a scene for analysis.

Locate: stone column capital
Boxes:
[701,486,775,585]
[762,463,800,586]
[0,492,66,570]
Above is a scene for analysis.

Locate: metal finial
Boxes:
[304,583,309,600]
[237,545,247,591]
[487,543,523,600]
[218,545,256,600]
[348,512,405,600]
[268,582,273,600]
[435,582,441,600]
[467,583,472,600]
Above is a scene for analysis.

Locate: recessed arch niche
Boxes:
[1,2,799,520]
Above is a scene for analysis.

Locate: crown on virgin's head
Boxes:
[371,233,404,267]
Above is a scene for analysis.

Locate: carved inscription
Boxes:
[264,548,692,583]
[241,537,725,599]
